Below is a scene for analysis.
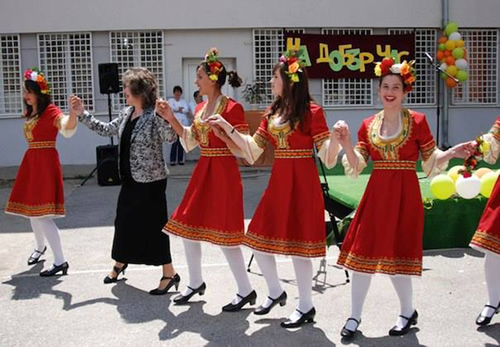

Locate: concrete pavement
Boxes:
[0,161,499,346]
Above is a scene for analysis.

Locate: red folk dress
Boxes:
[337,109,438,276]
[243,104,330,258]
[6,104,66,218]
[470,116,500,256]
[163,96,249,247]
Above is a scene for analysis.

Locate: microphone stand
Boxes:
[424,52,458,148]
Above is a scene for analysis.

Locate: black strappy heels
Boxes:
[103,264,128,284]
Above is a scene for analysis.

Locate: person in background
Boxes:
[168,86,190,165]
[5,67,78,276]
[73,67,180,295]
[188,90,203,125]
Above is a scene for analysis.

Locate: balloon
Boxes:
[480,172,499,198]
[446,77,457,88]
[438,36,448,44]
[445,56,455,66]
[430,174,456,200]
[448,165,465,182]
[474,167,492,178]
[456,70,468,82]
[452,47,464,59]
[445,40,456,51]
[445,22,459,36]
[441,72,448,80]
[456,175,481,199]
[444,50,451,57]
[440,63,448,70]
[446,65,458,76]
[436,51,444,61]
[449,32,462,41]
[455,58,468,70]
[456,40,465,47]
[438,43,446,51]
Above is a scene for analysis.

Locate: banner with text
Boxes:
[284,32,415,79]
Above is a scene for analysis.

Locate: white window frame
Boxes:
[38,33,94,112]
[0,34,22,118]
[109,31,165,112]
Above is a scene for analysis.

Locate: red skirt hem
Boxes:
[337,251,422,276]
[243,230,325,258]
[470,229,500,255]
[5,201,65,218]
[163,219,244,247]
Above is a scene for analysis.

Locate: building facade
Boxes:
[0,0,499,166]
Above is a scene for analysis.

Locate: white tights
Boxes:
[30,217,66,266]
[481,252,500,317]
[181,239,253,303]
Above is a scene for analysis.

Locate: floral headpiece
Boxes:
[374,58,416,92]
[279,49,306,83]
[203,48,224,82]
[23,67,50,95]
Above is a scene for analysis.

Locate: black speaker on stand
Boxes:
[80,63,121,186]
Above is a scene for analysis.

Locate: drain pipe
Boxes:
[441,0,451,148]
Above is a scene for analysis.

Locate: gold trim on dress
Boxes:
[267,113,295,149]
[164,219,244,246]
[337,251,422,276]
[200,147,233,157]
[274,149,313,159]
[28,141,56,149]
[373,160,416,170]
[369,109,413,160]
[193,95,229,147]
[5,201,65,217]
[244,231,326,258]
[23,117,39,141]
[471,229,500,255]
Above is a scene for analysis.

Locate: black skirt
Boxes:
[112,178,172,265]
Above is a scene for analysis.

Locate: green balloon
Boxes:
[438,43,446,51]
[440,72,447,80]
[452,47,464,59]
[445,22,459,36]
[456,70,468,82]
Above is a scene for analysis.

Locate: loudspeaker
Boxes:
[96,145,121,186]
[98,63,120,94]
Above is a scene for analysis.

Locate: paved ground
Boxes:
[0,162,499,346]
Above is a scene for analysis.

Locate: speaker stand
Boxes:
[80,93,116,186]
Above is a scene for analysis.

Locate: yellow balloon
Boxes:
[445,40,456,51]
[448,165,465,182]
[480,171,499,198]
[474,167,492,179]
[431,174,456,200]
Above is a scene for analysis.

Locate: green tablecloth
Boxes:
[320,159,499,249]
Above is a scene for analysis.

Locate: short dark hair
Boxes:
[122,67,158,108]
[193,90,200,98]
[173,85,183,94]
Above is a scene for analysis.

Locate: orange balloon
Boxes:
[446,56,455,65]
[475,167,492,179]
[436,51,444,61]
[444,50,451,57]
[446,77,457,88]
[438,36,448,44]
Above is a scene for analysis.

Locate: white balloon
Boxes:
[456,175,481,199]
[455,59,468,70]
[449,32,462,41]
[440,63,448,71]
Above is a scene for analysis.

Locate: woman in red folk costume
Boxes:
[469,117,500,326]
[333,58,474,338]
[209,50,340,328]
[157,48,256,311]
[5,68,78,276]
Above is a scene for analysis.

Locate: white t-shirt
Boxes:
[168,98,190,126]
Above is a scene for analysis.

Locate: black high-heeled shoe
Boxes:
[149,273,181,295]
[389,310,418,336]
[341,317,361,338]
[39,262,69,277]
[280,307,316,328]
[103,264,128,284]
[28,246,47,265]
[222,290,257,312]
[254,291,287,315]
[173,282,206,304]
[476,303,500,326]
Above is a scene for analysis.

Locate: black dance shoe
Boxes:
[254,291,287,315]
[389,310,418,336]
[280,307,316,328]
[28,246,47,265]
[476,303,499,326]
[222,290,257,312]
[341,317,361,338]
[173,282,206,304]
[103,264,128,284]
[40,262,69,277]
[149,273,181,295]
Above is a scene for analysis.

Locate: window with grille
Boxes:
[38,33,94,112]
[253,28,304,106]
[389,29,437,106]
[452,29,498,105]
[322,29,373,107]
[110,31,164,112]
[0,35,22,117]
